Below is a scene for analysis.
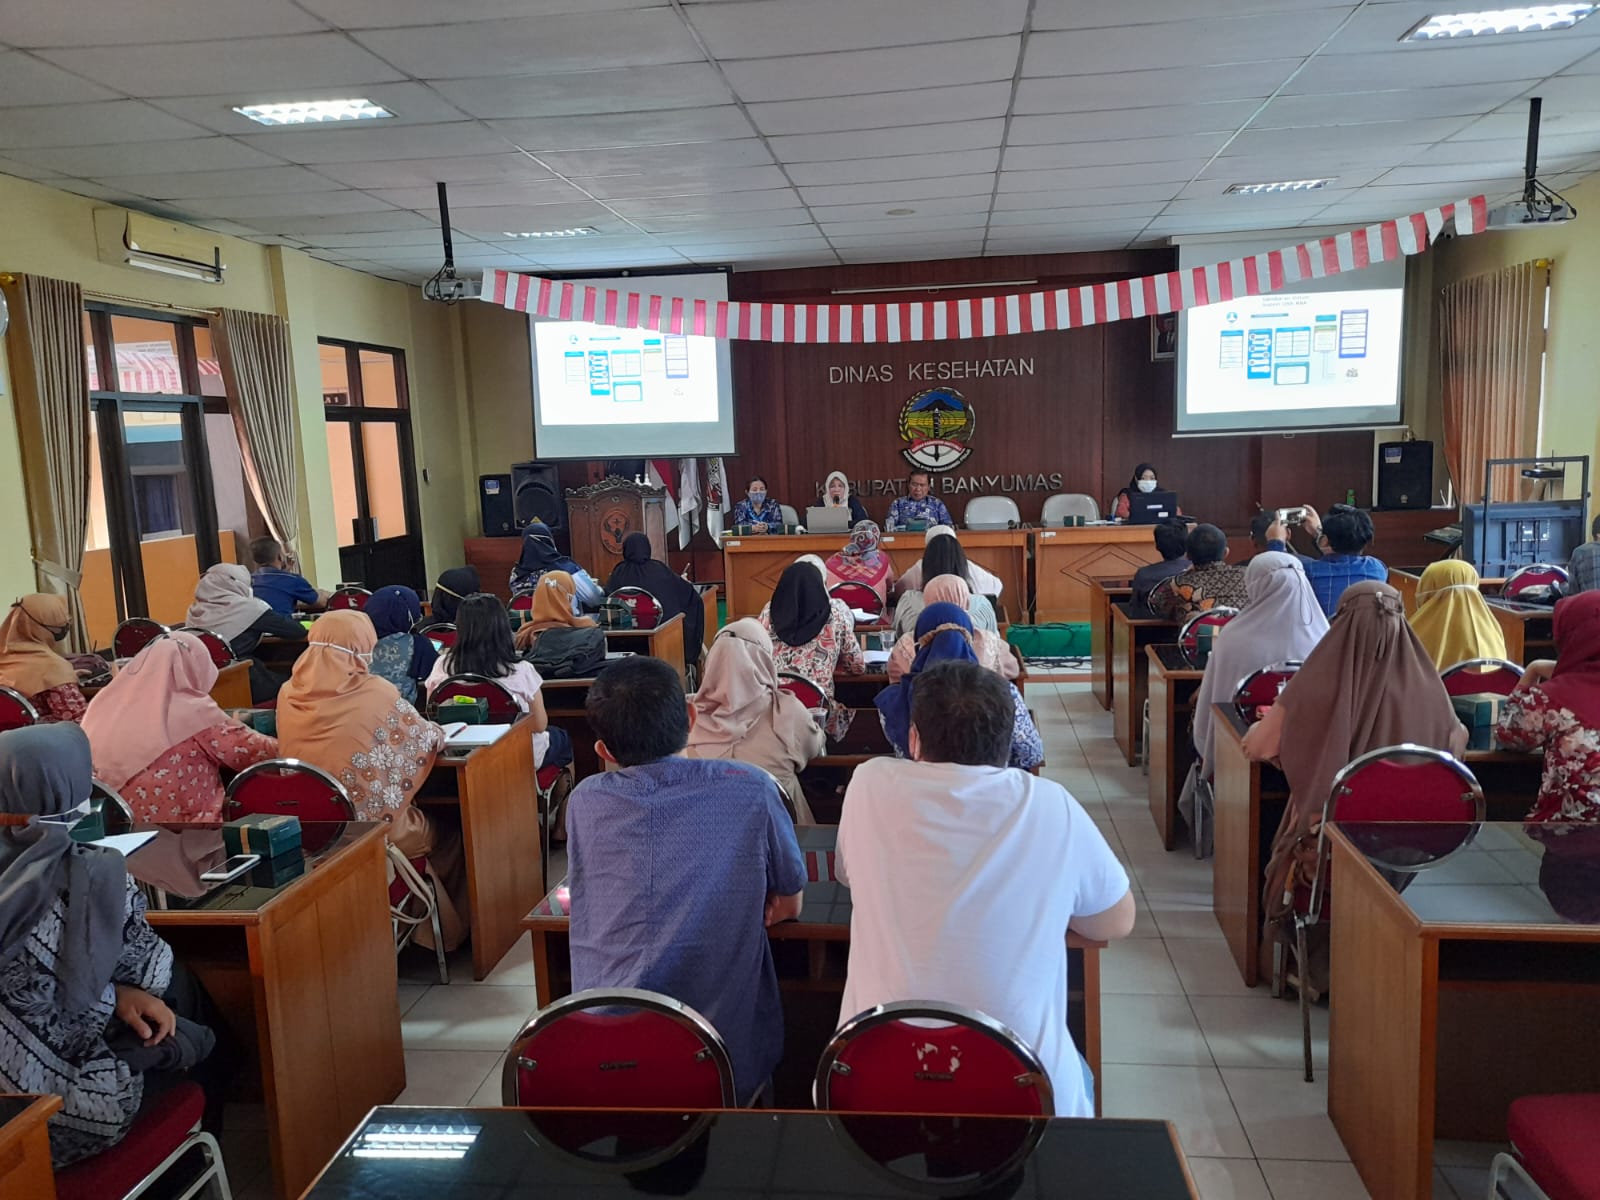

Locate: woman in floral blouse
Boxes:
[1497,591,1600,822]
[760,561,865,741]
[82,632,277,822]
[0,593,88,722]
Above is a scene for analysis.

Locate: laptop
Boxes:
[805,505,853,533]
[1126,490,1180,524]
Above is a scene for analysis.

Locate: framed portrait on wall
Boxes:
[1151,313,1177,361]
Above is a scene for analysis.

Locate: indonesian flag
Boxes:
[645,460,679,535]
[705,458,733,540]
[676,459,702,548]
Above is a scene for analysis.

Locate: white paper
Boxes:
[92,831,157,857]
[863,649,892,667]
[445,723,513,748]
[850,608,879,624]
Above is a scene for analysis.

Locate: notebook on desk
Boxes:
[444,723,513,749]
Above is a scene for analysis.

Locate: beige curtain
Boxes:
[1,274,90,649]
[1437,261,1548,504]
[210,308,300,563]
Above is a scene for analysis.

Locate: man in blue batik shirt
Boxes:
[565,656,806,1104]
[1267,503,1387,617]
[731,476,786,532]
[886,470,954,531]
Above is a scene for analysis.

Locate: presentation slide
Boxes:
[529,271,735,459]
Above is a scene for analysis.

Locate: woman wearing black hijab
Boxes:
[420,566,479,631]
[604,533,705,660]
[758,560,865,740]
[509,521,603,607]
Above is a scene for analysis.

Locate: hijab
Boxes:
[186,564,270,642]
[923,573,971,608]
[605,533,703,653]
[0,724,127,1013]
[82,632,226,791]
[1538,591,1600,729]
[823,470,851,507]
[769,561,831,648]
[430,567,478,625]
[688,619,814,759]
[365,586,422,639]
[515,521,564,574]
[516,571,598,643]
[1193,553,1329,770]
[0,594,76,695]
[795,554,828,580]
[276,611,401,789]
[875,601,979,757]
[841,521,883,562]
[1409,560,1507,669]
[1122,462,1157,495]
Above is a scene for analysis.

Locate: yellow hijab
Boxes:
[1409,559,1507,669]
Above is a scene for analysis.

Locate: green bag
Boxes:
[438,695,489,725]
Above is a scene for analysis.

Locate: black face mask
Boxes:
[15,602,69,642]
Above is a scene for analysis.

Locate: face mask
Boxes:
[38,798,93,826]
[1137,479,1158,493]
[749,492,766,506]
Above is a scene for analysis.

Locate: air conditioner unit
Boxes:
[94,209,226,283]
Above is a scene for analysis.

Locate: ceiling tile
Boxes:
[1014,60,1296,114]
[579,165,793,198]
[991,181,1186,208]
[0,154,63,179]
[6,136,285,176]
[490,107,757,151]
[1449,110,1600,142]
[1025,10,1354,76]
[1507,75,1600,111]
[445,202,635,236]
[284,224,448,247]
[91,164,349,199]
[150,83,469,136]
[1034,0,1353,28]
[535,139,774,177]
[352,9,703,78]
[661,224,825,245]
[1374,166,1527,188]
[1219,116,1472,157]
[687,0,1027,58]
[604,188,802,217]
[432,64,732,119]
[174,190,398,220]
[0,101,208,148]
[798,174,995,207]
[0,51,120,105]
[1256,80,1536,127]
[1283,40,1593,93]
[632,207,813,232]
[1323,2,1600,55]
[998,161,1217,191]
[808,195,994,222]
[786,149,999,186]
[820,213,989,237]
[748,83,1012,136]
[309,154,554,189]
[986,206,1165,227]
[37,34,406,97]
[2,0,325,47]
[299,0,653,26]
[719,37,1020,102]
[1004,134,1231,171]
[1008,101,1262,145]
[371,180,591,208]
[836,247,976,263]
[770,119,1004,163]
[239,122,514,164]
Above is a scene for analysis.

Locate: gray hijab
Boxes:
[0,725,128,1012]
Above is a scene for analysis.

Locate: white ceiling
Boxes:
[2,0,1599,284]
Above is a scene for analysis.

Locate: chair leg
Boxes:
[1140,699,1150,774]
[126,1128,232,1200]
[429,880,449,985]
[1191,780,1206,860]
[1270,935,1286,1000]
[537,786,550,889]
[1296,921,1314,1083]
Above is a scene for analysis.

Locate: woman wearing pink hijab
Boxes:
[887,575,1018,683]
[685,619,825,822]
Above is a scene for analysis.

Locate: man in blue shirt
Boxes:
[731,476,785,532]
[248,537,328,616]
[1268,503,1387,617]
[886,470,953,531]
[565,656,806,1104]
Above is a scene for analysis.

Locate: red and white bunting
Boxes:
[478,196,1487,343]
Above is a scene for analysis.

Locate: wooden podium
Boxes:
[566,476,670,577]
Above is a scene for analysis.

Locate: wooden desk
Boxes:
[1034,526,1162,625]
[1146,644,1205,851]
[1328,822,1600,1200]
[1090,578,1133,711]
[419,718,544,981]
[540,676,601,781]
[1210,706,1547,988]
[254,634,309,674]
[1112,605,1180,767]
[0,1095,60,1200]
[463,536,521,603]
[1487,599,1556,665]
[132,822,402,1200]
[85,656,254,708]
[523,825,1105,1113]
[604,612,686,686]
[722,530,1027,621]
[698,581,719,643]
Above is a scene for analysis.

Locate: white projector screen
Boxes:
[1175,238,1406,436]
[528,271,735,459]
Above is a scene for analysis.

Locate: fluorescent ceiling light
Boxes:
[502,227,599,239]
[232,99,395,126]
[1225,179,1336,195]
[1402,4,1595,39]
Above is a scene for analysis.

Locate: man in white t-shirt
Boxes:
[836,660,1134,1117]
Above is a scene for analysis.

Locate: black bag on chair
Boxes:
[522,625,607,679]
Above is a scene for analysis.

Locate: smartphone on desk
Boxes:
[200,854,260,885]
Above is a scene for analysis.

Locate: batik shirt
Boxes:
[886,495,953,530]
[732,498,785,528]
[1497,688,1600,822]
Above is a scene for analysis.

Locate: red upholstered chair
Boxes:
[388,844,448,984]
[0,684,39,733]
[112,617,167,661]
[815,1001,1054,1117]
[177,626,236,668]
[1502,563,1568,603]
[52,1081,231,1200]
[501,988,736,1108]
[328,586,372,611]
[829,582,884,617]
[778,672,828,710]
[1277,745,1484,1082]
[610,586,662,629]
[1232,661,1303,724]
[1490,1093,1600,1200]
[426,623,457,651]
[223,757,355,853]
[509,589,536,613]
[1177,607,1239,668]
[1441,657,1525,697]
[430,673,520,723]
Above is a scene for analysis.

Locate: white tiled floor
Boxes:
[217,681,1513,1200]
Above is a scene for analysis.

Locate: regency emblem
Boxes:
[898,387,974,472]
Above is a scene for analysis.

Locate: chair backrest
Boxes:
[829,582,884,616]
[815,1001,1054,1117]
[1040,493,1100,524]
[610,586,662,630]
[1441,657,1525,697]
[964,496,1021,530]
[0,685,39,733]
[112,617,167,661]
[177,626,235,668]
[502,987,736,1108]
[431,673,521,722]
[1178,607,1239,666]
[1502,563,1568,602]
[778,672,828,709]
[89,779,133,835]
[779,504,800,528]
[327,586,372,611]
[224,758,356,825]
[1232,661,1303,724]
[427,623,457,651]
[509,590,536,613]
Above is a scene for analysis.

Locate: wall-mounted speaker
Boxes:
[511,461,566,532]
[1377,441,1433,510]
[479,474,514,537]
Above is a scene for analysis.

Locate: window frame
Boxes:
[318,337,421,549]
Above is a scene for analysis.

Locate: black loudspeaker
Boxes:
[511,461,566,532]
[479,474,515,537]
[1377,440,1433,510]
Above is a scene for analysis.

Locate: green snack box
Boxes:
[1452,693,1505,751]
[439,695,489,725]
[250,850,307,888]
[223,813,303,858]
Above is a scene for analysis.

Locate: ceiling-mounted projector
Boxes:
[1483,96,1577,232]
[420,181,482,304]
